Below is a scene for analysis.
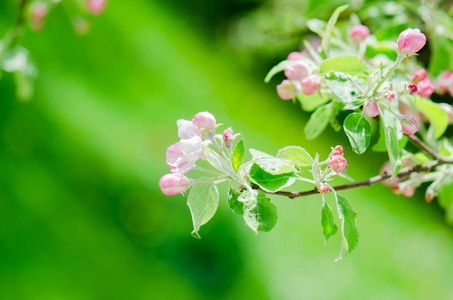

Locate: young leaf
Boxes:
[414,97,448,139]
[320,56,368,77]
[343,99,365,110]
[187,182,219,239]
[325,79,360,104]
[321,199,338,243]
[322,5,349,56]
[343,113,371,154]
[240,190,278,233]
[228,186,244,215]
[264,60,295,83]
[296,92,330,111]
[249,149,296,174]
[372,121,387,152]
[305,103,334,140]
[204,147,239,180]
[334,194,359,262]
[384,121,402,177]
[277,146,313,168]
[249,163,296,192]
[232,139,245,172]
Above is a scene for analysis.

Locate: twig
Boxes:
[260,159,445,199]
[405,134,445,161]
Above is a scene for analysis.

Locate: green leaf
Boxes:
[249,163,296,192]
[321,200,338,243]
[322,5,349,56]
[204,147,238,179]
[277,146,313,168]
[384,121,402,177]
[249,149,296,174]
[187,182,219,238]
[296,92,330,111]
[232,139,245,172]
[343,99,365,110]
[325,76,366,104]
[414,97,448,139]
[305,103,334,140]
[320,55,368,77]
[227,186,244,215]
[343,113,371,154]
[335,194,359,262]
[264,60,295,83]
[240,190,278,233]
[372,121,387,152]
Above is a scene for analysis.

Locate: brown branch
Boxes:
[406,134,443,161]
[261,159,446,199]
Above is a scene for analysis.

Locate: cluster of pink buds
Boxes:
[160,112,217,195]
[30,3,47,31]
[409,68,434,98]
[349,25,369,44]
[436,71,453,97]
[328,145,347,173]
[276,52,321,100]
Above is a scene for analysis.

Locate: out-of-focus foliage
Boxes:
[1,0,453,299]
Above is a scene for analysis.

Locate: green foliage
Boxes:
[304,103,334,140]
[232,139,245,171]
[264,60,294,83]
[297,92,330,111]
[250,149,296,174]
[277,146,313,168]
[241,190,278,233]
[320,56,368,77]
[228,186,244,215]
[335,194,359,262]
[321,200,338,243]
[414,97,448,140]
[248,163,296,192]
[322,5,349,56]
[187,182,220,238]
[343,113,371,154]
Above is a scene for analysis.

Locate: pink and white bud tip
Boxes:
[399,115,419,135]
[319,185,329,193]
[349,25,369,43]
[159,173,190,196]
[364,100,380,117]
[397,28,426,56]
[192,111,216,131]
[284,62,308,80]
[411,69,427,84]
[301,74,321,95]
[328,154,347,174]
[417,79,435,98]
[277,80,297,100]
[287,52,304,61]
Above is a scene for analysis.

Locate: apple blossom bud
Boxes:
[277,80,297,100]
[349,25,369,43]
[328,154,347,173]
[411,69,427,83]
[86,0,107,15]
[417,78,435,98]
[426,191,436,203]
[331,145,343,156]
[192,112,216,131]
[391,185,401,195]
[179,135,204,161]
[397,28,426,56]
[284,62,308,80]
[408,84,418,94]
[166,142,194,174]
[223,127,233,142]
[399,115,419,135]
[301,74,321,95]
[159,173,190,196]
[439,103,453,124]
[30,3,47,31]
[364,100,380,117]
[384,91,397,101]
[177,119,201,139]
[287,52,304,61]
[402,185,415,197]
[319,185,329,193]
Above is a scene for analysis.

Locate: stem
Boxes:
[3,0,29,51]
[193,165,223,176]
[405,134,452,162]
[372,54,404,94]
[260,159,448,199]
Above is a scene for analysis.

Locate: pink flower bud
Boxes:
[328,154,347,173]
[400,115,419,135]
[331,145,343,156]
[391,185,401,195]
[284,62,308,80]
[86,0,107,15]
[223,127,233,142]
[402,185,415,197]
[364,100,380,117]
[30,3,47,31]
[417,78,435,98]
[408,84,418,94]
[277,80,297,100]
[319,185,329,193]
[177,119,201,139]
[179,135,204,161]
[349,25,369,43]
[192,112,216,131]
[397,28,426,56]
[159,173,190,196]
[439,103,453,124]
[301,74,321,95]
[411,69,427,83]
[287,52,304,61]
[426,191,436,203]
[384,91,397,101]
[380,161,399,186]
[166,142,195,174]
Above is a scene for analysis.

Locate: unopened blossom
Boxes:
[319,185,329,193]
[402,185,415,197]
[328,155,347,173]
[177,119,201,139]
[411,69,427,84]
[223,127,233,142]
[277,80,297,100]
[385,91,397,101]
[349,25,369,43]
[30,3,47,31]
[408,84,418,94]
[397,28,426,56]
[417,78,435,98]
[331,145,343,156]
[400,115,419,135]
[166,142,195,174]
[425,191,436,203]
[287,52,304,61]
[284,62,308,80]
[86,0,107,15]
[399,102,424,125]
[439,103,453,124]
[192,112,216,131]
[179,135,204,161]
[159,173,190,196]
[301,74,321,95]
[364,100,380,117]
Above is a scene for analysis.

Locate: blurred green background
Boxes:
[1,0,453,299]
